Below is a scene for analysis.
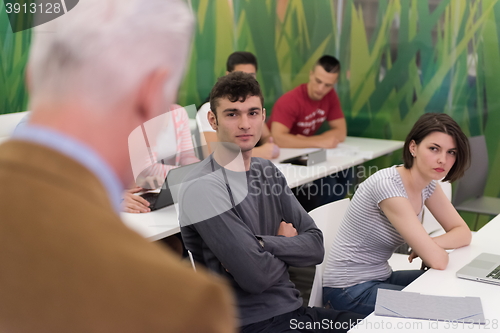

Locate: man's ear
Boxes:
[208,110,217,130]
[262,108,266,122]
[135,68,169,123]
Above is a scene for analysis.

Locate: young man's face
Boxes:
[209,95,264,153]
[229,64,257,78]
[307,65,339,101]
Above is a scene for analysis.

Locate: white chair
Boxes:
[308,198,350,307]
[388,180,452,270]
[0,111,30,144]
[452,136,500,230]
[187,250,196,272]
[195,103,211,159]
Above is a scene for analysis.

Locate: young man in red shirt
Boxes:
[269,55,351,211]
[269,55,346,148]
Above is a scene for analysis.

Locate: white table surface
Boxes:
[272,137,403,188]
[122,136,403,241]
[121,204,180,241]
[349,215,500,332]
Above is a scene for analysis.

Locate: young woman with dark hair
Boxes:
[322,113,472,315]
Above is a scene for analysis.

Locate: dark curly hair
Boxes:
[209,71,264,122]
[403,113,470,182]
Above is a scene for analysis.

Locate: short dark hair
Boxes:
[226,51,258,72]
[403,113,470,182]
[314,55,340,73]
[209,71,264,121]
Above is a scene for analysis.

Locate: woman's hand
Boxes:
[408,250,419,263]
[122,187,150,213]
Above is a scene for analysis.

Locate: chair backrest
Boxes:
[307,198,350,307]
[187,250,196,272]
[0,111,30,143]
[453,135,488,205]
[195,104,211,159]
[422,180,451,236]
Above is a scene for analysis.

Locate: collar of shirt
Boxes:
[12,125,123,213]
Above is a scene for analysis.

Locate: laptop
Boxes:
[456,253,500,286]
[280,149,327,166]
[140,162,200,211]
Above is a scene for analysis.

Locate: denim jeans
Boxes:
[322,270,425,316]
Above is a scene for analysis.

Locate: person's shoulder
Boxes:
[275,84,304,104]
[179,158,229,207]
[322,88,341,108]
[250,157,286,182]
[251,156,272,165]
[365,166,402,189]
[182,157,214,183]
[250,157,278,171]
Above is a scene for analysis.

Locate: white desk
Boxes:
[122,137,403,241]
[121,205,180,241]
[272,137,403,188]
[350,216,500,332]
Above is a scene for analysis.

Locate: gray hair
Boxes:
[28,0,194,111]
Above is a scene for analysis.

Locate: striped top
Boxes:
[323,166,436,288]
[139,105,199,182]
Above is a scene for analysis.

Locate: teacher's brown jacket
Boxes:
[0,140,235,333]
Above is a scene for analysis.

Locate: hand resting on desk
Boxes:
[122,187,150,213]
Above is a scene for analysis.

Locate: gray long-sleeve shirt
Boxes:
[180,156,323,326]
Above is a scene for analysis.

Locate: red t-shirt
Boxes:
[269,83,344,136]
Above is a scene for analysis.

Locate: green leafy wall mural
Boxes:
[2,0,500,227]
[0,3,31,115]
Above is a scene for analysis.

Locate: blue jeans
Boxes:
[323,270,425,316]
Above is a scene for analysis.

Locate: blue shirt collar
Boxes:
[12,125,123,213]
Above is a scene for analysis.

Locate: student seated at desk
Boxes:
[123,104,199,213]
[180,71,364,332]
[322,113,472,315]
[197,51,279,160]
[13,106,199,215]
[268,55,350,211]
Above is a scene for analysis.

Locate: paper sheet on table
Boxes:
[375,289,485,324]
[327,143,374,159]
[275,163,293,171]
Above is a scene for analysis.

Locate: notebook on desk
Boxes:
[280,149,326,166]
[140,162,200,211]
[456,253,500,286]
[375,289,485,324]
